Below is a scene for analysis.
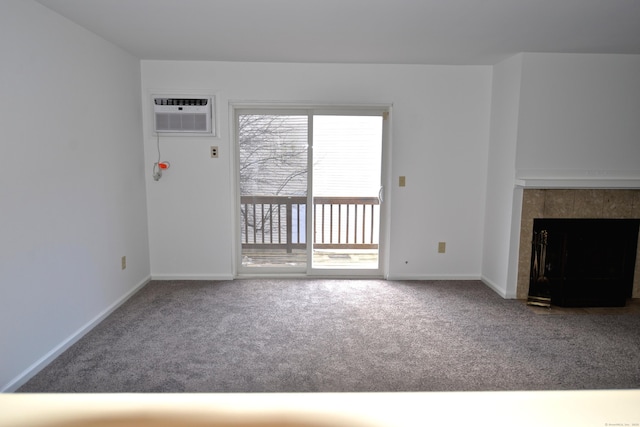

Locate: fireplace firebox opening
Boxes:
[527,218,639,307]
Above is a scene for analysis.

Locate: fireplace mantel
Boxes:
[515,178,640,189]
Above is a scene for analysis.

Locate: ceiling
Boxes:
[36,0,640,65]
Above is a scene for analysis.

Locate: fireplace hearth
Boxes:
[528,218,639,307]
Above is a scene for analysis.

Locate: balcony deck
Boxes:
[242,248,379,269]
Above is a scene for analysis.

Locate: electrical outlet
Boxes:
[210,146,219,158]
[438,242,446,253]
[121,256,126,270]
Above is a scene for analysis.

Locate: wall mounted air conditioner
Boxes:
[152,95,215,135]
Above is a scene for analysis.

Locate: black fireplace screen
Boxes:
[528,218,639,307]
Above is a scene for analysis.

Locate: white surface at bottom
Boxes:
[1,390,639,427]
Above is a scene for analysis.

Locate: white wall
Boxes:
[517,53,640,180]
[0,0,150,391]
[481,54,523,297]
[141,61,492,280]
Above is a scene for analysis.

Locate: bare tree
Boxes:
[238,114,308,244]
[238,114,308,196]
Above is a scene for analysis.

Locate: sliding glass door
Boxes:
[235,108,387,276]
[237,112,309,272]
[310,115,383,272]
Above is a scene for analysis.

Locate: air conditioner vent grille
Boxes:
[155,113,208,132]
[152,95,214,134]
[154,98,209,106]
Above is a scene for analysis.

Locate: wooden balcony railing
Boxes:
[240,196,379,253]
[313,197,379,250]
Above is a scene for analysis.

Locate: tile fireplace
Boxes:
[517,189,640,302]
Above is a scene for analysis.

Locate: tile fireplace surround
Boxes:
[516,189,640,300]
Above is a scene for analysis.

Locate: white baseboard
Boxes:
[150,274,234,281]
[480,276,519,299]
[2,275,151,393]
[386,274,482,281]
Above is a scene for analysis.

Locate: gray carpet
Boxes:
[17,279,640,392]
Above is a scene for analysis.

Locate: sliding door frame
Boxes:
[230,102,392,279]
